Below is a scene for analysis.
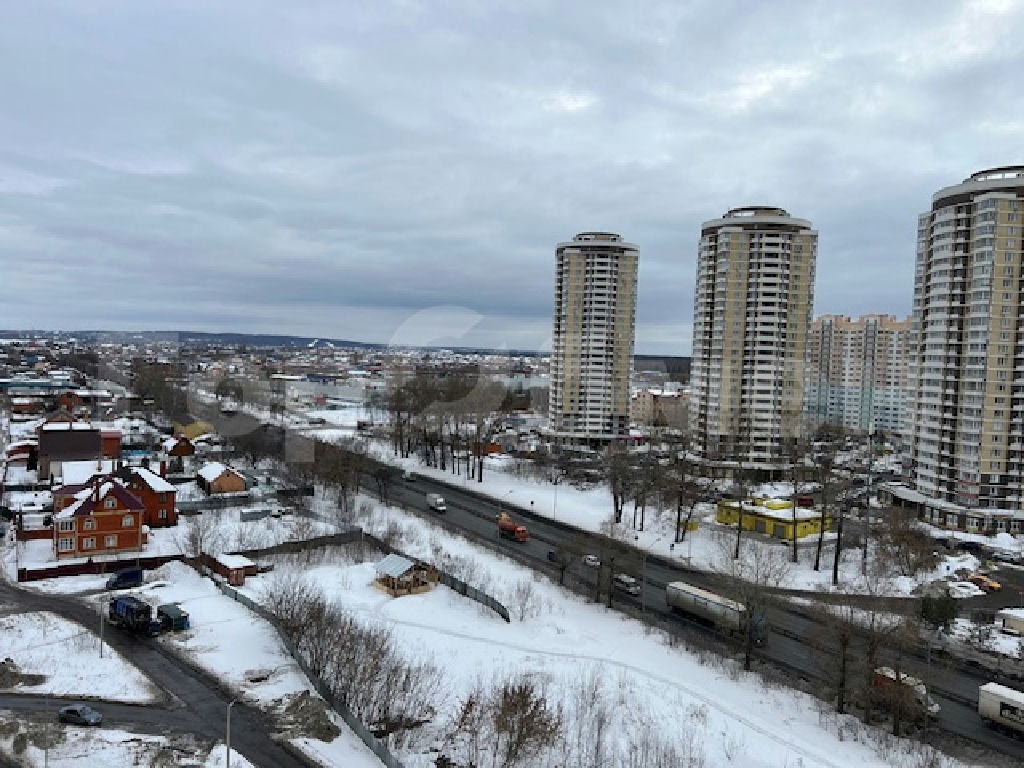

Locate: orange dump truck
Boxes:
[497,512,529,542]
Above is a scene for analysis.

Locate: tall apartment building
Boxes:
[807,314,911,435]
[549,232,638,444]
[690,207,817,469]
[910,167,1024,508]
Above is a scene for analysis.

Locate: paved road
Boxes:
[0,580,308,768]
[386,470,1024,762]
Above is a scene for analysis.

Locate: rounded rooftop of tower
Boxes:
[932,165,1024,208]
[557,231,638,251]
[701,206,813,233]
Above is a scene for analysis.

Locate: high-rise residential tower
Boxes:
[690,207,817,469]
[807,314,912,435]
[910,167,1024,508]
[549,232,638,444]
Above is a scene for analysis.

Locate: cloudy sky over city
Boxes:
[2,0,1024,354]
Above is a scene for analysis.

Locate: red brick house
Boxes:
[124,467,178,528]
[53,478,147,559]
[53,467,178,530]
[56,391,83,413]
[101,431,122,460]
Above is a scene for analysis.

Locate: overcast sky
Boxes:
[2,1,1023,354]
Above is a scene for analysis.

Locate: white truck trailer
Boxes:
[978,682,1024,736]
[666,581,747,635]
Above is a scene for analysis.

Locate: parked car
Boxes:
[583,554,600,568]
[991,550,1022,563]
[969,574,1002,592]
[58,704,102,726]
[106,566,144,590]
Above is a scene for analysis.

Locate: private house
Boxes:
[101,431,122,460]
[123,466,178,528]
[36,421,102,482]
[53,477,146,559]
[196,462,247,495]
[162,435,195,457]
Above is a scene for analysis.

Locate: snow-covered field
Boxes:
[0,725,253,768]
[236,495,969,768]
[0,611,157,703]
[140,561,383,768]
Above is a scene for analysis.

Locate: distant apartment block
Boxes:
[689,207,817,469]
[909,167,1024,508]
[807,314,911,435]
[549,232,638,444]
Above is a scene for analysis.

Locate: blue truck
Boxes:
[108,596,162,636]
[106,566,144,590]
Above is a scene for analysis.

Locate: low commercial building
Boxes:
[716,497,832,540]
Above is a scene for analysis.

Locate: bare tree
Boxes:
[712,530,792,670]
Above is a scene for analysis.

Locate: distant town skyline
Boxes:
[2,1,1023,354]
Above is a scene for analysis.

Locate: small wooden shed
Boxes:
[374,554,439,597]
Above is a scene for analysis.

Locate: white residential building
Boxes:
[689,207,817,470]
[910,166,1024,508]
[549,232,638,444]
[807,314,911,435]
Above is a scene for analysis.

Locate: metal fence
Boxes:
[438,571,510,623]
[211,577,406,768]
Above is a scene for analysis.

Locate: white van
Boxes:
[612,573,641,596]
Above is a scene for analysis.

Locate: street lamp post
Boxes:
[226,699,237,768]
[98,593,106,658]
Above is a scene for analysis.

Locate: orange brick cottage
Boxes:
[52,478,147,559]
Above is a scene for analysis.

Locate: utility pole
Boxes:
[98,594,105,658]
[862,430,873,575]
[226,699,237,768]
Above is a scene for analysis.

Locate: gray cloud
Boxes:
[2,0,1023,353]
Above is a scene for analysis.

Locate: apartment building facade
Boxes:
[807,314,911,435]
[690,207,817,470]
[549,232,638,444]
[910,166,1024,508]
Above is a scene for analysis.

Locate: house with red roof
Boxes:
[52,476,147,559]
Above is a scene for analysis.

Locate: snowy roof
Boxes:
[198,462,228,482]
[41,422,95,431]
[375,553,415,578]
[55,480,144,519]
[215,553,255,569]
[61,459,117,486]
[132,466,176,493]
[997,608,1024,620]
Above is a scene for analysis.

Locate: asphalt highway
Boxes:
[0,580,308,768]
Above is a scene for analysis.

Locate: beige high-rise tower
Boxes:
[550,232,638,444]
[910,167,1024,508]
[689,207,817,469]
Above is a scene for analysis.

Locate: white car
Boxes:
[583,554,600,568]
[947,581,986,599]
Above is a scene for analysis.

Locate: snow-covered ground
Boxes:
[0,611,158,703]
[139,561,383,768]
[237,494,969,768]
[0,724,253,768]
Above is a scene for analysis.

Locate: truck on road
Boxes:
[108,596,162,637]
[426,493,447,513]
[497,512,529,542]
[868,666,940,723]
[666,581,766,644]
[978,682,1024,736]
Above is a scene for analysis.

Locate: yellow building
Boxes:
[716,498,832,540]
